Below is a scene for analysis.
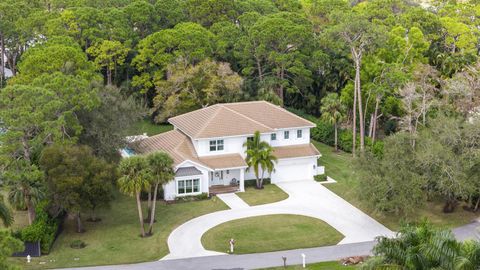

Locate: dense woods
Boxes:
[1,0,480,267]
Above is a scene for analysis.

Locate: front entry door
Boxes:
[210,171,224,185]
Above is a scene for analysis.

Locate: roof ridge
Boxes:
[168,104,221,122]
[261,101,316,127]
[193,106,223,139]
[221,104,274,131]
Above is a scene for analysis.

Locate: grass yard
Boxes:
[314,141,479,230]
[201,214,344,254]
[236,184,289,206]
[261,260,357,269]
[128,119,173,136]
[16,193,228,269]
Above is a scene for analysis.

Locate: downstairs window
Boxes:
[177,179,200,195]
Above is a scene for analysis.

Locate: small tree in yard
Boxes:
[118,156,151,237]
[5,161,45,225]
[146,152,174,235]
[244,131,277,189]
[40,144,115,233]
[321,93,346,152]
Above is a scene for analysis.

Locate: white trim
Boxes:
[277,155,321,162]
[212,165,249,171]
[273,126,315,131]
[175,177,202,196]
[175,160,212,171]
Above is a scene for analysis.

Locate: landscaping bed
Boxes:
[236,184,289,206]
[314,141,478,230]
[201,214,344,254]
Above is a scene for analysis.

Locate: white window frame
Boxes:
[177,178,201,195]
[271,133,277,141]
[209,139,224,151]
[284,131,290,139]
[297,129,302,138]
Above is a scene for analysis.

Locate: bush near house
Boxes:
[19,201,60,254]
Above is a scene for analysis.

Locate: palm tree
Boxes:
[5,162,44,225]
[244,131,277,189]
[321,93,346,152]
[0,196,13,227]
[146,152,174,235]
[118,156,151,237]
[364,222,471,270]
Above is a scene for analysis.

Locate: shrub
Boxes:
[20,201,59,254]
[70,240,86,249]
[244,178,271,187]
[311,120,335,146]
[314,174,327,182]
[338,130,353,152]
[174,193,209,202]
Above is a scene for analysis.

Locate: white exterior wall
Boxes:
[269,128,310,147]
[270,156,318,183]
[245,156,318,183]
[194,128,309,158]
[163,161,210,201]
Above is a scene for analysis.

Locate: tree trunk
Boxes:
[334,122,338,152]
[355,59,365,153]
[145,189,152,222]
[352,77,357,156]
[90,206,97,221]
[26,197,35,225]
[76,212,84,233]
[22,136,31,163]
[107,68,112,85]
[136,192,146,237]
[148,183,159,235]
[255,55,263,81]
[260,170,265,189]
[372,98,380,144]
[0,33,4,88]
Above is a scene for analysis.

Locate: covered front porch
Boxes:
[208,167,245,194]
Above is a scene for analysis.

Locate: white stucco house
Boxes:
[129,100,322,200]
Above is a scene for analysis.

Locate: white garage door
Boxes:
[271,159,314,183]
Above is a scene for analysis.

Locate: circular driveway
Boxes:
[161,180,394,260]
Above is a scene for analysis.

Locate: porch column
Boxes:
[239,168,245,192]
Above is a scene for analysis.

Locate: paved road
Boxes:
[62,241,376,270]
[162,180,394,260]
[453,221,480,241]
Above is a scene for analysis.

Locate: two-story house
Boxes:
[131,101,321,200]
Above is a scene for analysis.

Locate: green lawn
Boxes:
[16,193,228,269]
[201,214,344,254]
[314,141,479,230]
[128,119,173,136]
[236,184,289,206]
[261,261,357,269]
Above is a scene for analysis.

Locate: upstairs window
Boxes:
[209,139,224,151]
[284,131,290,139]
[271,133,277,141]
[297,129,303,138]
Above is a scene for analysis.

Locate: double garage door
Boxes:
[270,157,316,183]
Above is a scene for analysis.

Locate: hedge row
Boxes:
[20,201,59,254]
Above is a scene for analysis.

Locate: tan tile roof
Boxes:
[133,129,200,167]
[168,101,315,139]
[199,154,248,170]
[133,130,247,170]
[273,143,321,159]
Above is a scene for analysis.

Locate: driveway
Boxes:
[162,180,394,260]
